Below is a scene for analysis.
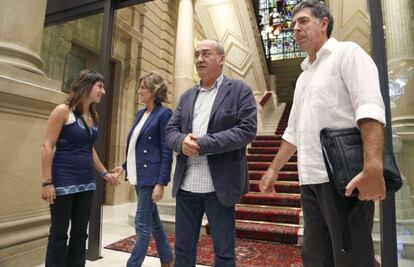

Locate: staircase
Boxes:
[207,104,304,245]
[269,58,303,103]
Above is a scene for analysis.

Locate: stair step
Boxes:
[240,192,301,208]
[234,220,301,244]
[249,171,299,181]
[236,204,301,225]
[254,135,283,141]
[205,220,302,244]
[249,180,300,194]
[251,140,282,147]
[247,154,297,162]
[248,162,297,171]
[248,147,279,154]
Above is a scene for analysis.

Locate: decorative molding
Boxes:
[115,13,145,42]
[331,0,370,52]
[195,0,269,95]
[0,214,50,249]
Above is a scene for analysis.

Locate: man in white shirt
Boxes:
[165,40,257,267]
[259,1,385,266]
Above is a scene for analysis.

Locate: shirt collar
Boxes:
[198,74,224,92]
[301,37,337,70]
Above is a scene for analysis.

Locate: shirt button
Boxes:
[143,149,148,153]
[143,164,147,168]
[148,136,152,140]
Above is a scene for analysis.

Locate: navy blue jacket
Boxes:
[165,77,257,206]
[124,105,173,187]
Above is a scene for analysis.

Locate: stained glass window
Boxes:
[258,0,324,60]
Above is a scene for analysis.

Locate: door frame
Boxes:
[367,0,398,266]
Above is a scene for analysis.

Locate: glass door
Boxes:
[368,0,414,265]
[380,0,414,266]
[41,14,103,92]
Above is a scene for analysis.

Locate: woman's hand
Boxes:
[111,166,124,179]
[41,184,56,204]
[103,173,121,186]
[152,184,164,203]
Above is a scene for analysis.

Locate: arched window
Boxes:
[258,0,324,60]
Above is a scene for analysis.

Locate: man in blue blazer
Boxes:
[165,39,257,267]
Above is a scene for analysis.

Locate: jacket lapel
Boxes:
[187,87,199,129]
[137,105,161,140]
[209,77,230,120]
[125,109,145,159]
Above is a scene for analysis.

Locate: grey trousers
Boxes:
[300,182,375,267]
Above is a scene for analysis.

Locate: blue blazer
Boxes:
[124,104,173,187]
[165,76,257,206]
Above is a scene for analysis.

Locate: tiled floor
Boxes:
[36,202,208,267]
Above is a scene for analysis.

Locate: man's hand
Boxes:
[182,133,200,157]
[345,166,386,201]
[348,118,386,201]
[259,168,277,194]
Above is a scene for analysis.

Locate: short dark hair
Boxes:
[293,0,334,38]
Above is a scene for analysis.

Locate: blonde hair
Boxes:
[139,71,168,105]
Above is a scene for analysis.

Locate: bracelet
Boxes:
[41,181,53,187]
[100,170,108,177]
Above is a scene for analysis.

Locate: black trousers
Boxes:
[45,190,94,267]
[300,183,375,267]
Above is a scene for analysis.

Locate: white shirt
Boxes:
[180,75,224,193]
[282,38,386,185]
[127,111,151,185]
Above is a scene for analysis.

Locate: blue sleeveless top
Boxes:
[52,112,99,196]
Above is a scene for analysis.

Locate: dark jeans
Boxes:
[126,186,173,267]
[174,189,236,267]
[301,183,375,267]
[45,190,94,267]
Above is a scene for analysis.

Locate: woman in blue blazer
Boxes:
[113,71,174,267]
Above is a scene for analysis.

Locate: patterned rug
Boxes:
[105,233,303,267]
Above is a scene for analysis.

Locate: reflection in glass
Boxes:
[382,0,414,265]
[40,14,103,92]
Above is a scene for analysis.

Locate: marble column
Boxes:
[0,1,65,266]
[0,0,47,75]
[173,0,194,106]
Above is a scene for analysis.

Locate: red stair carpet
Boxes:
[104,233,303,267]
[207,104,303,246]
[236,104,302,244]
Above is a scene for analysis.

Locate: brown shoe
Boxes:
[161,259,174,267]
